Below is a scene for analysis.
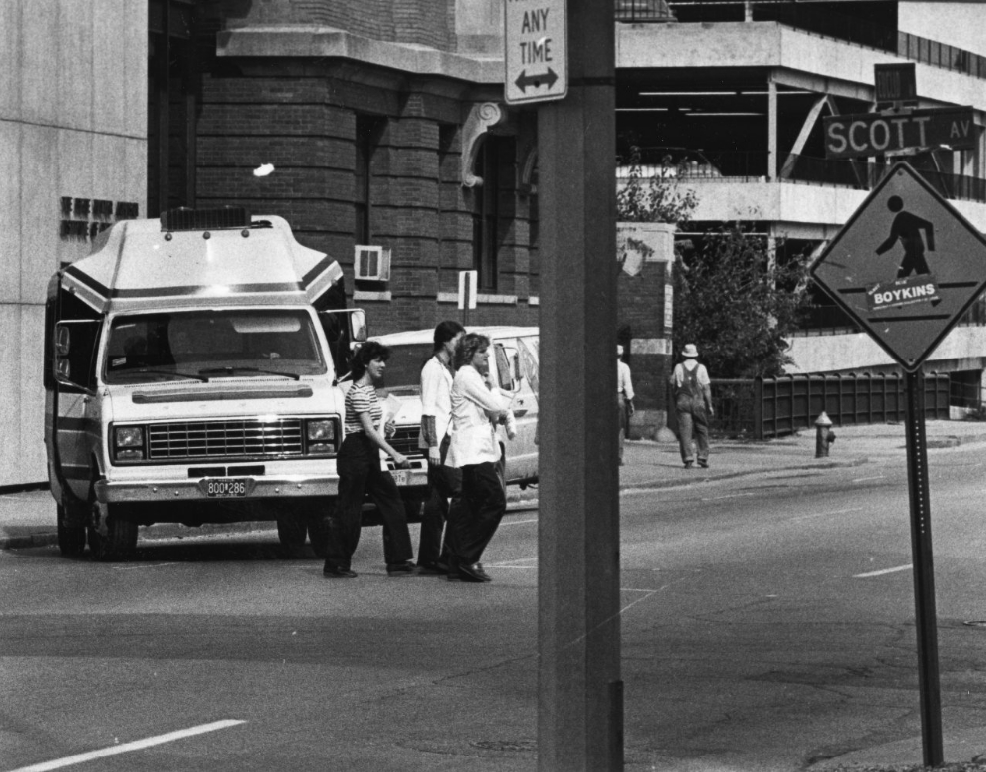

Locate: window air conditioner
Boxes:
[354,245,391,282]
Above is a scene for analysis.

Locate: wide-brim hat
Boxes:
[682,344,699,358]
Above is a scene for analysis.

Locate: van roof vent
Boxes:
[161,206,252,232]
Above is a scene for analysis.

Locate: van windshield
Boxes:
[104,309,326,383]
[379,343,434,393]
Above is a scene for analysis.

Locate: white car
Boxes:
[370,326,540,515]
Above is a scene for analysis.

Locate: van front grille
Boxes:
[148,419,304,461]
[388,426,422,456]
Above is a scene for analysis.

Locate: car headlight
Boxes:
[115,426,144,448]
[307,419,335,441]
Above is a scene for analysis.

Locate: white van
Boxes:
[44,207,364,560]
[370,326,540,515]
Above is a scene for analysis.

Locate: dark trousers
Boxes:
[417,434,462,565]
[675,400,710,464]
[325,433,413,569]
[448,461,506,566]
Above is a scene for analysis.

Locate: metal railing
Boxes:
[694,372,951,439]
[781,155,986,205]
[615,0,675,23]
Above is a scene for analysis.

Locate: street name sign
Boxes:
[824,107,979,160]
[504,0,567,105]
[810,162,986,371]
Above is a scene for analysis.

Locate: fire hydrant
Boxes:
[815,411,836,458]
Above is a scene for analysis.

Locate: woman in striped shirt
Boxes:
[323,341,415,578]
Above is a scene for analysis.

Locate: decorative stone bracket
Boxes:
[461,102,506,187]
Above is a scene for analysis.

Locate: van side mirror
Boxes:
[55,325,71,357]
[349,309,367,343]
[53,320,100,389]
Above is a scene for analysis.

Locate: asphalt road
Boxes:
[4,445,986,771]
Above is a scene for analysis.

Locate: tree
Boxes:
[672,224,812,378]
[616,148,698,267]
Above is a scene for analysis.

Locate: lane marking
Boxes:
[852,475,886,483]
[8,719,247,772]
[499,518,538,527]
[787,507,864,523]
[854,564,912,578]
[113,563,179,571]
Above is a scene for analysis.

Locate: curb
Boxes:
[0,533,60,550]
[619,456,870,493]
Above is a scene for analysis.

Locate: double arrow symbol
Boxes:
[515,68,559,93]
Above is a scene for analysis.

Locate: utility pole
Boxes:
[537,0,622,769]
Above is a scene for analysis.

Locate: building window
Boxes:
[355,115,384,244]
[148,0,200,217]
[473,137,508,291]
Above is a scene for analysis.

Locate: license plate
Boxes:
[391,469,411,486]
[202,478,249,498]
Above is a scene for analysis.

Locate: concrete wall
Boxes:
[0,0,147,486]
[786,325,986,374]
[900,2,986,58]
[617,21,986,110]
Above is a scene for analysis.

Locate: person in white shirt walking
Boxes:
[669,343,714,469]
[416,320,466,574]
[445,333,514,583]
[617,344,635,466]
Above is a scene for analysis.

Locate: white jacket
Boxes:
[446,365,511,468]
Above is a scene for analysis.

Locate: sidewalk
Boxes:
[5,420,986,551]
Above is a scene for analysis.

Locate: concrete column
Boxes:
[537,0,622,768]
[768,76,778,180]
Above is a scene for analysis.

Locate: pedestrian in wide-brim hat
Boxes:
[669,344,714,469]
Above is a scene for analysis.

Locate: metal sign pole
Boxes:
[903,368,944,767]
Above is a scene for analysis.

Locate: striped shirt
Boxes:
[344,381,382,435]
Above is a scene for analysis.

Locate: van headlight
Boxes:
[306,419,335,441]
[113,425,146,462]
[305,418,338,455]
[115,426,144,447]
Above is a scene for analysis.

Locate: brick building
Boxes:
[191,0,541,336]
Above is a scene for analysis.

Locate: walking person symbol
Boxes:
[875,195,936,278]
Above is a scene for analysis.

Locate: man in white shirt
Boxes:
[617,344,635,465]
[417,321,465,573]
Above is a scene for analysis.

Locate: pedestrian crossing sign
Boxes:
[810,162,986,371]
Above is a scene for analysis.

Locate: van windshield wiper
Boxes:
[118,368,210,382]
[198,366,301,381]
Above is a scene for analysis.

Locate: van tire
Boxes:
[56,505,87,557]
[86,479,138,561]
[87,517,138,561]
[276,515,308,558]
[305,499,332,559]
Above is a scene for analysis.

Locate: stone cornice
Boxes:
[217,26,503,85]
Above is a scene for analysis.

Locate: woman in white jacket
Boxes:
[445,333,513,582]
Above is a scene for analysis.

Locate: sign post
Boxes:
[903,369,943,767]
[811,162,986,767]
[458,270,477,327]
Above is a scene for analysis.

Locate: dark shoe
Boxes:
[698,459,709,468]
[457,562,492,583]
[386,560,417,576]
[683,461,694,469]
[323,564,357,578]
[417,560,450,575]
